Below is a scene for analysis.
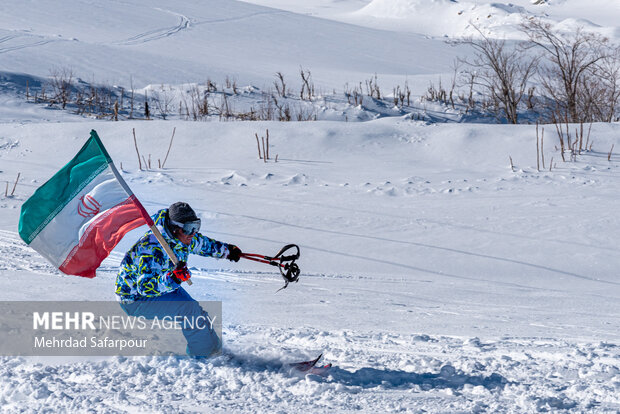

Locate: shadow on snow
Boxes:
[219,352,508,392]
[324,364,508,391]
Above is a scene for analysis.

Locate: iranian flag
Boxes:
[18,130,154,277]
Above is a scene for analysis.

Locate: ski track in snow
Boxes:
[0,33,57,55]
[203,208,618,287]
[113,9,191,46]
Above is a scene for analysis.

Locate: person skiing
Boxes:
[115,201,242,358]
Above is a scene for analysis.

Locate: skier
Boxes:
[115,201,242,358]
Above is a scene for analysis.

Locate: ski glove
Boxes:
[171,261,191,283]
[227,245,242,262]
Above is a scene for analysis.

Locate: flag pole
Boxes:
[107,158,193,286]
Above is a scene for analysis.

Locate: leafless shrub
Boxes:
[423,78,448,103]
[344,83,364,106]
[216,93,234,120]
[296,103,317,121]
[255,129,273,161]
[273,97,291,121]
[113,100,119,121]
[300,67,314,101]
[274,72,287,98]
[392,81,411,107]
[152,86,174,120]
[457,25,537,123]
[365,74,381,100]
[185,86,210,120]
[465,72,477,112]
[49,67,74,109]
[225,76,239,94]
[552,108,594,162]
[258,92,275,120]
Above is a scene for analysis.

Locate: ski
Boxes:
[288,353,332,375]
[289,353,323,372]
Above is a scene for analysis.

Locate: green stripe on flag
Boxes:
[18,130,112,244]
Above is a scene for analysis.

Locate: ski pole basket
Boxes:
[240,244,301,291]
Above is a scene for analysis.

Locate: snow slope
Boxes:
[1,0,619,413]
[2,119,619,412]
[0,0,462,91]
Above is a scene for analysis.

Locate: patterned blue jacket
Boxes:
[115,209,230,301]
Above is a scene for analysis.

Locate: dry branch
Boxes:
[133,128,142,170]
[10,173,20,196]
[161,127,176,168]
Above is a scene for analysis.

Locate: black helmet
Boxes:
[166,202,201,235]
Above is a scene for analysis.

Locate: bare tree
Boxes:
[521,17,610,123]
[458,25,537,123]
[581,45,620,122]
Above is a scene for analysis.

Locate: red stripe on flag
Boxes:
[131,195,155,227]
[59,196,148,277]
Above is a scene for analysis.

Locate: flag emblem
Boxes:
[77,195,102,218]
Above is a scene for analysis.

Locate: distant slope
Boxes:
[0,0,464,90]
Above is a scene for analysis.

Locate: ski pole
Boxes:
[240,244,301,290]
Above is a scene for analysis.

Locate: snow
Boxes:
[1,0,620,413]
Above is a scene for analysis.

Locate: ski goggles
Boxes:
[169,218,201,235]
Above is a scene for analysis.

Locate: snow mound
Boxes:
[356,0,459,19]
[353,0,529,38]
[349,0,618,39]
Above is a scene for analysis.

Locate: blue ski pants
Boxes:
[119,287,221,358]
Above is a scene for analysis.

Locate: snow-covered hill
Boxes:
[1,0,619,412]
[242,0,620,39]
[0,0,461,91]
